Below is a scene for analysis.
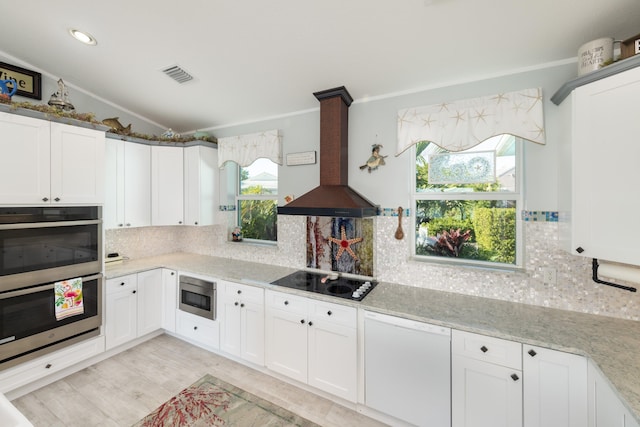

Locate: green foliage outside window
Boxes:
[473,207,516,264]
[414,136,520,266]
[238,185,277,241]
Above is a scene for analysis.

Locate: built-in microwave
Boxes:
[179,275,216,320]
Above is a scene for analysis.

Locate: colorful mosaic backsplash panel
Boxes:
[306,216,374,276]
[522,211,558,222]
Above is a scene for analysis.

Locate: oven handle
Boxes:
[0,219,102,230]
[0,273,102,299]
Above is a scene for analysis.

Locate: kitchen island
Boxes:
[106,252,640,423]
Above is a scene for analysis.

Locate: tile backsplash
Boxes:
[106,215,639,321]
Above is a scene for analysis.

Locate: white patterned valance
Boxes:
[218,129,282,167]
[396,88,545,155]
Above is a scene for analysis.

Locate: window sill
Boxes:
[410,255,525,274]
[226,238,278,248]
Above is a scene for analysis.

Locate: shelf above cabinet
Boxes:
[551,55,640,105]
[0,103,111,132]
[105,132,217,148]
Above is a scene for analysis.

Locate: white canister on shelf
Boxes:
[577,37,617,76]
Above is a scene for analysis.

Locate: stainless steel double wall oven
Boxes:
[0,206,103,370]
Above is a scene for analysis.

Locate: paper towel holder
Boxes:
[592,259,637,292]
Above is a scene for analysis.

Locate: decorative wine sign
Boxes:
[0,62,42,100]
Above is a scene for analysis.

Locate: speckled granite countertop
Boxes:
[106,252,640,421]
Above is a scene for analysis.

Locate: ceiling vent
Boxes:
[161,65,194,84]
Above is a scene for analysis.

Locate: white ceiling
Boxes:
[2,0,639,133]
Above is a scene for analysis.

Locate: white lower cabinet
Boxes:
[175,309,220,350]
[588,360,640,427]
[452,330,523,427]
[105,269,163,350]
[162,269,178,333]
[452,331,592,427]
[220,281,264,366]
[137,269,164,336]
[265,290,357,402]
[523,345,587,427]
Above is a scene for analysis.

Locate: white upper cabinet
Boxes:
[184,145,218,226]
[0,112,105,205]
[559,66,640,266]
[50,122,105,204]
[151,146,184,226]
[104,139,151,229]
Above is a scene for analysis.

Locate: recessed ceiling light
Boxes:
[68,29,97,46]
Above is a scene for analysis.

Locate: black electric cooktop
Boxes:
[270,270,377,301]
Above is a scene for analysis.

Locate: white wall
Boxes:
[213,61,576,211]
[0,51,165,136]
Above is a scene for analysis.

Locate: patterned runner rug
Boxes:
[132,374,322,427]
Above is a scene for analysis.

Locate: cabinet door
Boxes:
[523,346,587,427]
[162,269,177,332]
[123,142,151,227]
[137,269,163,336]
[105,288,137,350]
[104,139,125,229]
[570,67,640,264]
[151,146,184,226]
[241,298,264,366]
[0,112,50,204]
[50,122,105,204]
[221,282,264,365]
[184,145,218,226]
[308,316,357,402]
[220,294,242,357]
[265,306,308,383]
[452,354,523,427]
[587,361,635,427]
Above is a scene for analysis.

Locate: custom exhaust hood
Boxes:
[277,86,378,218]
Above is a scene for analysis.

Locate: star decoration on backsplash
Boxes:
[328,226,363,261]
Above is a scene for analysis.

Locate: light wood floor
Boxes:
[11,334,388,427]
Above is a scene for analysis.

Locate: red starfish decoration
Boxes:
[328,226,363,261]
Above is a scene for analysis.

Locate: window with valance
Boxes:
[400,88,544,269]
[218,129,282,168]
[218,129,282,243]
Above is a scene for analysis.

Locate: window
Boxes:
[237,158,278,242]
[413,134,523,268]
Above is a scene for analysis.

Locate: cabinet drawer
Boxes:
[310,300,356,327]
[266,290,308,315]
[452,329,522,369]
[223,281,263,304]
[176,310,219,350]
[106,274,137,295]
[0,336,105,393]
